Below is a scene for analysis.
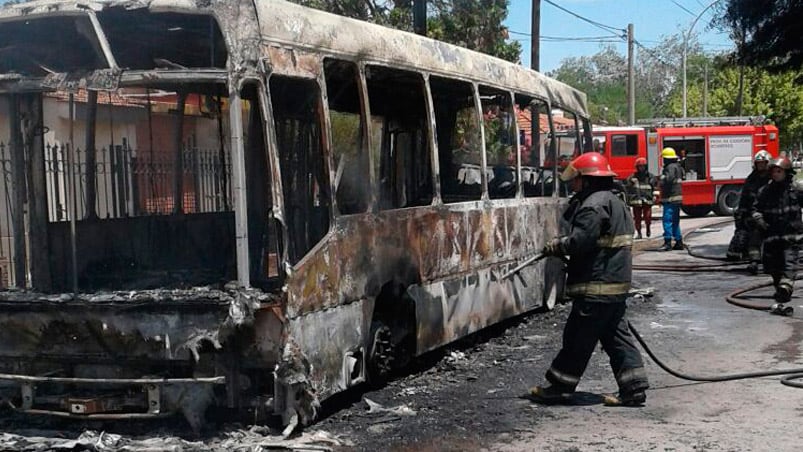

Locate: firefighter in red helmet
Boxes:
[530,152,650,406]
[749,156,802,316]
[626,157,657,239]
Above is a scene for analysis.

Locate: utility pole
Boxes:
[627,23,635,125]
[531,0,540,71]
[703,64,708,117]
[413,0,427,36]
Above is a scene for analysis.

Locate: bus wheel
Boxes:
[714,186,740,216]
[681,205,711,217]
[367,321,394,381]
[366,282,417,384]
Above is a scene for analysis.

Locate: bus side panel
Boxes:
[413,199,561,354]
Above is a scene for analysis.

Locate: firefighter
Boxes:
[749,156,803,316]
[626,157,656,240]
[530,152,650,406]
[659,147,685,251]
[726,151,772,272]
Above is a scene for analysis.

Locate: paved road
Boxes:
[499,216,803,451]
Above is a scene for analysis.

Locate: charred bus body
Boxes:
[0,0,591,430]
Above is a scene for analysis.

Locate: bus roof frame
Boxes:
[0,0,588,117]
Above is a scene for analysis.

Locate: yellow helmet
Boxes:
[661,147,678,159]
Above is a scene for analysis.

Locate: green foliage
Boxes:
[289,0,521,62]
[663,64,803,150]
[717,0,803,73]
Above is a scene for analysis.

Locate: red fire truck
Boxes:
[592,117,779,216]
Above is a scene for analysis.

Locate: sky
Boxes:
[504,0,735,73]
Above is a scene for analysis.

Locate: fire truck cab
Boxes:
[593,117,779,216]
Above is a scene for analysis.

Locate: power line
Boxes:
[633,39,676,69]
[510,30,624,42]
[542,0,625,37]
[541,35,623,42]
[671,0,697,17]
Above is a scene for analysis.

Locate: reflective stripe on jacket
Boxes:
[735,170,769,222]
[559,189,634,301]
[660,162,684,204]
[625,171,656,206]
[752,177,803,245]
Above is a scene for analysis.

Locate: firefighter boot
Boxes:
[636,230,642,240]
[603,390,647,407]
[660,239,672,251]
[746,261,759,275]
[770,303,794,316]
[528,384,573,405]
[646,225,651,238]
[672,240,685,251]
[770,283,793,315]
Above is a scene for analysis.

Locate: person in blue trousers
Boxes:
[659,147,685,251]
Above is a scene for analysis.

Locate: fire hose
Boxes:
[632,217,746,272]
[629,219,803,388]
[503,224,803,390]
[627,321,803,389]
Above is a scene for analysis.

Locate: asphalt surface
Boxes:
[2,213,802,451]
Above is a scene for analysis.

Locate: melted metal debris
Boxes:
[0,283,280,305]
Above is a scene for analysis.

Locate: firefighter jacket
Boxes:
[734,170,769,224]
[660,161,684,204]
[750,177,803,245]
[625,170,656,206]
[557,188,634,302]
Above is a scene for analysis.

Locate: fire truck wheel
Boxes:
[681,205,712,217]
[714,186,741,216]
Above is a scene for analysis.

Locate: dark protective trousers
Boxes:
[728,220,762,262]
[763,241,799,294]
[632,205,652,235]
[546,299,649,395]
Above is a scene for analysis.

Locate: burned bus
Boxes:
[0,0,592,431]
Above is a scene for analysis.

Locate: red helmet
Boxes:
[635,157,647,167]
[560,152,616,181]
[769,156,792,171]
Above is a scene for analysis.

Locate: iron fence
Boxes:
[0,140,233,288]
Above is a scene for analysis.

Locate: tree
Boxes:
[548,35,708,124]
[290,0,521,62]
[718,0,803,73]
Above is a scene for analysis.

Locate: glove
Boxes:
[752,213,769,231]
[543,237,564,256]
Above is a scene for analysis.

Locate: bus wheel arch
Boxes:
[366,280,418,383]
[714,185,741,216]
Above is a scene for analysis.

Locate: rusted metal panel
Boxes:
[263,46,322,79]
[254,0,588,116]
[285,198,559,318]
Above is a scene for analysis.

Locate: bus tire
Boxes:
[366,282,416,384]
[714,186,740,216]
[681,205,711,217]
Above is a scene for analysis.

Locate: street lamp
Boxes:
[682,0,719,118]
